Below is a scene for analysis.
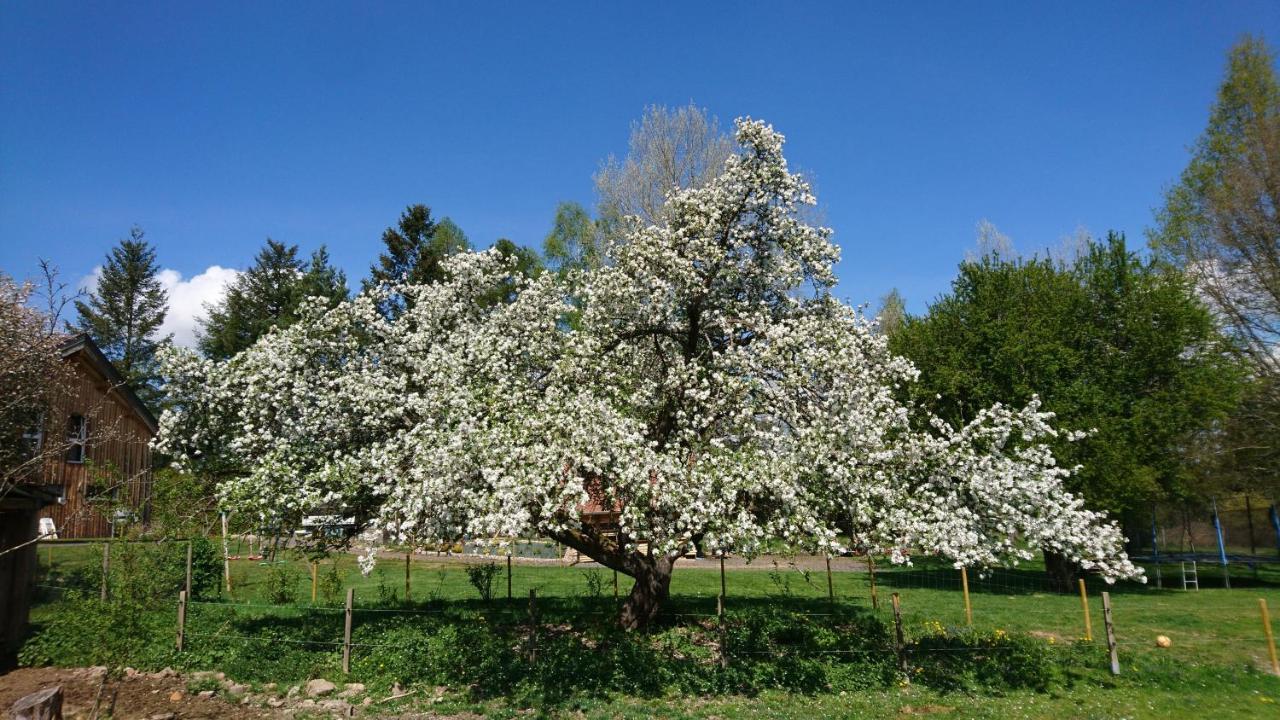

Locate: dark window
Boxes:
[22,417,44,457]
[66,415,87,463]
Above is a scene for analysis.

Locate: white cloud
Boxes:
[80,265,240,349]
[157,266,239,348]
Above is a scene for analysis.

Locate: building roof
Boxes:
[59,333,159,435]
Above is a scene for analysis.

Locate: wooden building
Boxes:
[0,483,61,670]
[29,334,158,538]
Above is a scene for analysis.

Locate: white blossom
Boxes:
[157,119,1141,622]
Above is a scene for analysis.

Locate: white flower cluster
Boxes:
[156,119,1141,584]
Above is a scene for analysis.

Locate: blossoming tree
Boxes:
[158,120,1141,628]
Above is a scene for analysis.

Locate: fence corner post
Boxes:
[1078,578,1093,642]
[176,590,187,652]
[1101,591,1119,675]
[342,587,354,674]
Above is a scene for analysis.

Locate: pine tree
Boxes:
[73,227,169,403]
[294,245,350,310]
[198,240,302,359]
[365,205,471,318]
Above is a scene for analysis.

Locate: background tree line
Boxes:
[11,36,1277,563]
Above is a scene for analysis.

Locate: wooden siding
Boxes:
[35,353,154,539]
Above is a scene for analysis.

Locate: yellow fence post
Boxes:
[960,567,972,625]
[311,561,318,603]
[1261,598,1280,676]
[1078,578,1093,642]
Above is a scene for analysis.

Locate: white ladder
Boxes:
[1181,561,1199,591]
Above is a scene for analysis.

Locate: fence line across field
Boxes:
[32,537,1280,681]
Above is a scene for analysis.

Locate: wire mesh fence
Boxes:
[27,537,1280,683]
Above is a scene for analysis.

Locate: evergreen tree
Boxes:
[365,205,470,318]
[294,245,350,310]
[198,239,308,359]
[74,227,169,403]
[477,238,543,307]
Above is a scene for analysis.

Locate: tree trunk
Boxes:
[619,556,674,630]
[1043,550,1079,593]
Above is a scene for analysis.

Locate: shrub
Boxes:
[466,562,500,602]
[909,625,1058,692]
[263,563,298,605]
[318,563,343,605]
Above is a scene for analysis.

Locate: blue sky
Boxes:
[2,2,1277,344]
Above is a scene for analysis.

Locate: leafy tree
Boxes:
[365,205,470,318]
[198,240,347,359]
[595,103,735,242]
[891,234,1244,586]
[543,201,603,275]
[159,120,1141,628]
[73,228,169,402]
[875,288,906,337]
[1149,35,1280,493]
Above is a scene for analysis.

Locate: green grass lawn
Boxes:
[26,541,1280,718]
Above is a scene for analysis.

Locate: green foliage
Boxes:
[1150,35,1279,266]
[582,569,604,599]
[263,563,299,605]
[543,201,602,274]
[907,625,1061,693]
[466,562,500,602]
[364,204,470,319]
[891,234,1244,518]
[198,239,348,359]
[73,226,168,404]
[148,468,219,539]
[318,563,343,605]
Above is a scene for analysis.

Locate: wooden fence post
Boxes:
[527,589,538,662]
[1078,578,1093,642]
[1101,591,1119,675]
[507,553,513,601]
[221,512,232,595]
[869,555,879,610]
[890,592,906,674]
[826,556,835,608]
[310,561,318,603]
[176,590,187,651]
[613,569,619,603]
[342,588,354,673]
[185,541,193,599]
[1261,598,1280,676]
[719,553,727,600]
[100,542,110,602]
[717,592,728,668]
[405,550,412,601]
[960,567,972,625]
